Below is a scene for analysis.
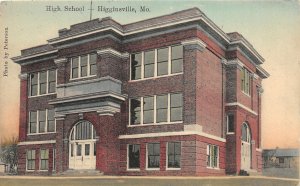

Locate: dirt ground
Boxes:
[0,176,299,186]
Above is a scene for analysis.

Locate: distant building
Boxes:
[12,8,269,176]
[0,161,8,174]
[263,149,299,168]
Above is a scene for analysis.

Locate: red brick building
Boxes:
[12,8,269,176]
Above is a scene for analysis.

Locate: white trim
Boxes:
[119,131,226,142]
[256,148,262,152]
[54,58,67,64]
[225,102,258,116]
[57,76,122,88]
[181,38,207,49]
[18,140,56,146]
[49,93,126,104]
[127,121,183,128]
[12,50,58,62]
[28,92,57,98]
[129,72,183,82]
[231,40,264,64]
[224,59,244,68]
[18,73,28,80]
[97,48,129,58]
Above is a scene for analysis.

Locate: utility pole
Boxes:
[89,0,93,20]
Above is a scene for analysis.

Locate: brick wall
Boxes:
[119,135,225,176]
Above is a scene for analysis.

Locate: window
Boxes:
[241,68,251,95]
[29,111,37,133]
[40,149,49,170]
[28,109,56,134]
[128,144,140,169]
[130,45,183,80]
[129,93,182,125]
[38,110,46,133]
[71,57,79,78]
[279,157,284,164]
[29,70,56,96]
[157,47,169,76]
[71,53,97,79]
[130,98,141,125]
[167,142,181,169]
[144,50,155,78]
[48,70,56,93]
[30,73,38,96]
[39,71,47,94]
[227,114,234,133]
[26,150,35,170]
[170,93,182,122]
[143,96,154,124]
[207,144,219,168]
[171,45,183,73]
[53,148,56,171]
[131,53,142,80]
[147,143,160,169]
[89,53,97,75]
[156,95,168,123]
[47,109,55,132]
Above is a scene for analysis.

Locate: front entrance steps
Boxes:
[57,169,104,176]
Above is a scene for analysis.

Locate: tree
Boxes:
[0,136,18,173]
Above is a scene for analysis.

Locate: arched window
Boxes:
[69,120,96,141]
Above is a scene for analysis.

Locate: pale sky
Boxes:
[0,1,299,148]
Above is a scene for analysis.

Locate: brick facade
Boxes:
[13,8,268,176]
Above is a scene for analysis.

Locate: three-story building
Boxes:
[12,8,269,176]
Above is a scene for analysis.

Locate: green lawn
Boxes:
[0,177,299,186]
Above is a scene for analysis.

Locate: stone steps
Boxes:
[55,169,104,176]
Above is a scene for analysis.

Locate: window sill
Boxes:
[39,170,49,172]
[242,91,251,97]
[128,121,183,127]
[166,168,181,171]
[127,168,140,171]
[26,170,35,172]
[28,93,56,98]
[146,168,160,171]
[70,75,96,81]
[129,72,183,82]
[226,132,235,135]
[207,167,220,170]
[27,132,56,136]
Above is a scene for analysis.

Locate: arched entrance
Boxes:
[69,120,96,169]
[241,122,251,171]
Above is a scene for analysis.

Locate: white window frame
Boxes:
[70,53,97,80]
[166,141,181,170]
[39,149,49,171]
[241,68,251,96]
[28,70,57,98]
[126,144,141,171]
[130,45,183,81]
[226,114,235,134]
[28,109,56,135]
[207,144,219,169]
[146,143,160,171]
[53,148,56,171]
[128,93,183,127]
[26,149,36,171]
